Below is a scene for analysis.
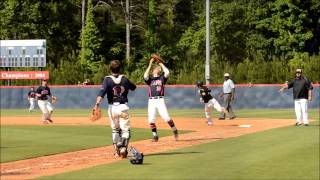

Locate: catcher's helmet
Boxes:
[128,146,144,164]
[196,81,204,87]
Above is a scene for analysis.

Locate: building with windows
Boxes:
[0,40,46,67]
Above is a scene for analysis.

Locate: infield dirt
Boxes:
[1,116,294,180]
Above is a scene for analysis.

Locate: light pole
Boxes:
[205,0,210,85]
[125,0,130,62]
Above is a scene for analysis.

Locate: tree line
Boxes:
[0,0,319,85]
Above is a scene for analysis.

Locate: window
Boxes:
[22,49,26,55]
[8,50,12,55]
[40,49,43,54]
[37,49,40,55]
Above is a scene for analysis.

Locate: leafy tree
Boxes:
[80,0,104,73]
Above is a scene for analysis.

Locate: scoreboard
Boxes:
[0,39,46,67]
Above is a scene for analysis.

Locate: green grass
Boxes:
[38,121,320,180]
[0,125,175,163]
[1,108,319,119]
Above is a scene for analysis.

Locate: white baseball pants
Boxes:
[205,98,223,122]
[148,98,171,123]
[29,98,36,111]
[294,99,309,125]
[108,103,131,144]
[37,100,54,121]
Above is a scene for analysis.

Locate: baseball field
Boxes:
[0,108,319,180]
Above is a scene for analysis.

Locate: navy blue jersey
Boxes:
[28,90,36,98]
[288,77,313,99]
[198,86,213,103]
[36,86,51,100]
[98,75,136,104]
[145,75,167,97]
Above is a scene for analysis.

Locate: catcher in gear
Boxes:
[196,81,224,126]
[93,60,136,158]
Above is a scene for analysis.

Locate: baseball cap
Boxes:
[296,69,302,73]
[224,73,230,77]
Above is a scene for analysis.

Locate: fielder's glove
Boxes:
[90,106,102,121]
[51,96,57,104]
[151,53,165,64]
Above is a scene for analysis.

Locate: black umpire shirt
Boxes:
[287,77,313,99]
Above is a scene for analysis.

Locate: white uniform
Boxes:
[148,97,171,123]
[108,103,131,140]
[28,90,36,112]
[29,98,36,111]
[97,75,136,148]
[198,86,223,125]
[145,75,171,123]
[36,85,54,122]
[144,69,178,141]
[38,100,53,115]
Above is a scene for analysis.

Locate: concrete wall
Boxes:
[1,85,319,109]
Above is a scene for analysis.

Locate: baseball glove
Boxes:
[90,106,102,121]
[151,53,165,64]
[51,96,57,104]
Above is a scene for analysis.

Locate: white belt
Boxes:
[111,102,127,105]
[149,96,163,99]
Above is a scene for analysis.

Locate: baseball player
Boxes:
[219,73,236,120]
[27,87,36,112]
[196,81,224,125]
[144,57,178,142]
[94,60,136,157]
[279,69,313,126]
[36,79,55,124]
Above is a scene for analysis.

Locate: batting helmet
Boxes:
[196,81,204,87]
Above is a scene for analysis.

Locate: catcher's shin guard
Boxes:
[116,137,129,158]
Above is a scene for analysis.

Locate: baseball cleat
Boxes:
[218,118,225,120]
[295,122,302,126]
[207,121,213,126]
[304,124,309,126]
[151,135,159,142]
[229,116,236,120]
[47,119,53,123]
[119,147,128,158]
[173,130,179,141]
